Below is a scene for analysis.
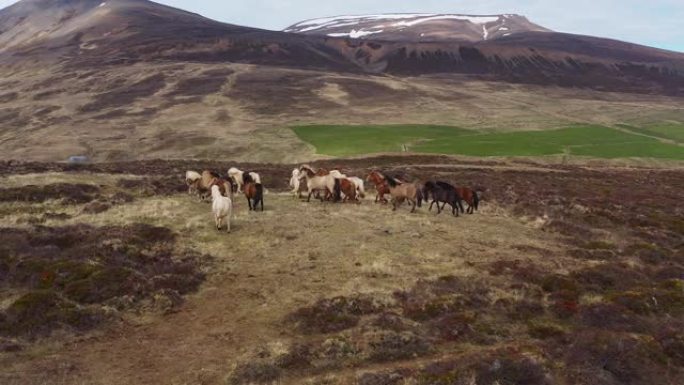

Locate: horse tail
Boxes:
[473,189,480,211]
[416,186,423,207]
[333,178,342,202]
[255,183,264,210]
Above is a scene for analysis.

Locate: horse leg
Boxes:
[307,190,313,203]
[410,199,416,213]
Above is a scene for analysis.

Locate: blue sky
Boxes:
[1,0,682,52]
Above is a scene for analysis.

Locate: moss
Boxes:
[0,290,101,338]
[229,361,281,385]
[403,294,468,321]
[564,330,670,384]
[366,330,432,362]
[288,295,384,334]
[540,274,580,294]
[63,267,140,303]
[582,241,616,250]
[528,320,568,339]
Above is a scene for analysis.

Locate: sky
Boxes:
[0,0,682,52]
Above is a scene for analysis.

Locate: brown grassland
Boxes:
[0,156,683,385]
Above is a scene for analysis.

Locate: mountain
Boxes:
[0,0,356,70]
[284,13,551,42]
[0,1,682,95]
[0,0,682,162]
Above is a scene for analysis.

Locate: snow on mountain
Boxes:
[285,13,551,42]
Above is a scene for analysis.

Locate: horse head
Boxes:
[299,165,316,177]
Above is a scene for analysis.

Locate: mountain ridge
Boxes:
[284,13,552,42]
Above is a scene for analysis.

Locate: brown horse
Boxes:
[454,187,479,214]
[384,174,422,213]
[244,181,264,211]
[366,171,391,204]
[333,178,358,202]
[193,170,232,201]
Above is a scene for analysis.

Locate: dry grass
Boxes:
[1,163,682,385]
[0,63,682,163]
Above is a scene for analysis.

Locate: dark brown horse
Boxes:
[423,181,463,216]
[244,181,264,211]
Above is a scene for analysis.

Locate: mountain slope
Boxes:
[0,0,357,70]
[285,13,551,42]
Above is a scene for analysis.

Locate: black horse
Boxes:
[423,181,464,216]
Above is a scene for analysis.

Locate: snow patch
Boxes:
[99,2,106,7]
[482,25,488,40]
[392,15,499,28]
[499,27,509,31]
[327,29,384,39]
[289,14,500,31]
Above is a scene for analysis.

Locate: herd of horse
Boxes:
[185,165,480,232]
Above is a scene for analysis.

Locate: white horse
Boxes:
[185,170,202,196]
[289,168,303,198]
[211,185,232,232]
[299,165,336,202]
[228,167,261,192]
[347,177,366,198]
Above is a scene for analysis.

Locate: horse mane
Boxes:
[210,171,221,179]
[299,165,315,177]
[243,172,254,184]
[384,174,399,187]
[436,181,455,190]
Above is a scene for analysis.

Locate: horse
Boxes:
[244,181,264,211]
[384,174,422,213]
[366,171,391,204]
[453,187,480,214]
[347,177,366,199]
[185,170,202,195]
[228,167,261,192]
[333,178,358,202]
[289,168,303,198]
[299,165,336,202]
[330,170,365,200]
[190,170,228,201]
[423,181,463,216]
[211,185,232,233]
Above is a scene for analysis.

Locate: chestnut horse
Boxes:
[366,171,391,203]
[333,178,358,202]
[244,181,264,211]
[454,187,480,214]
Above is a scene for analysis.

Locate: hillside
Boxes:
[0,0,682,162]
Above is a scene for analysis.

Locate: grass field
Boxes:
[293,124,684,159]
[617,123,684,143]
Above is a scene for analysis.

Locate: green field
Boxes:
[617,123,684,143]
[292,124,684,160]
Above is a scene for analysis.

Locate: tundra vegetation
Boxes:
[0,156,682,385]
